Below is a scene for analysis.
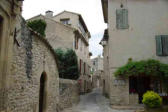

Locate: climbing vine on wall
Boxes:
[114,59,168,78]
[27,19,47,37]
[55,48,79,80]
[114,59,168,92]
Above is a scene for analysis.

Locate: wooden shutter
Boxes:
[84,62,86,74]
[122,9,129,29]
[155,36,163,56]
[116,9,122,29]
[80,59,82,73]
[116,9,129,29]
[76,37,79,49]
[162,35,168,56]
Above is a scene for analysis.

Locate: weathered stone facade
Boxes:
[0,0,23,111]
[91,56,103,72]
[8,17,59,112]
[91,56,104,89]
[51,11,92,94]
[100,29,110,97]
[27,11,92,94]
[59,79,79,110]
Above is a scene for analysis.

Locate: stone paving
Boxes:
[61,88,135,112]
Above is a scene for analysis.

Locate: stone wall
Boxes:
[110,74,129,105]
[8,17,59,112]
[129,94,139,105]
[27,13,92,94]
[0,1,23,111]
[59,79,80,110]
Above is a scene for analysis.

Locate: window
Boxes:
[156,35,168,56]
[93,61,96,65]
[84,62,86,74]
[80,41,82,51]
[80,59,82,73]
[116,9,129,29]
[60,18,70,25]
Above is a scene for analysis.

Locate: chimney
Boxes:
[45,10,53,18]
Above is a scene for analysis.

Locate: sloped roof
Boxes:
[27,14,76,31]
[54,10,90,34]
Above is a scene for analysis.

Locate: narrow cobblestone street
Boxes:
[62,88,134,112]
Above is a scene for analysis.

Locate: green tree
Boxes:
[55,48,79,80]
[27,19,47,37]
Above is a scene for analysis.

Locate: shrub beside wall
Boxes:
[27,19,47,37]
[55,48,79,80]
[142,91,162,108]
[114,59,168,93]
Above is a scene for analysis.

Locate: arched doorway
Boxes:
[39,72,47,112]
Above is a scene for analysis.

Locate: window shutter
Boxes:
[116,9,129,29]
[155,36,163,56]
[122,9,129,29]
[116,9,122,29]
[161,35,168,56]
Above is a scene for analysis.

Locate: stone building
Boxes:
[91,56,104,88]
[101,0,168,106]
[0,0,59,111]
[27,10,92,93]
[100,29,110,97]
[0,0,23,111]
[9,17,59,112]
[91,56,103,72]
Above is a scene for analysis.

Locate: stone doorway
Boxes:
[137,76,151,104]
[129,76,151,104]
[0,16,3,55]
[39,72,47,112]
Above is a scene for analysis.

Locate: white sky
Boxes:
[22,0,107,58]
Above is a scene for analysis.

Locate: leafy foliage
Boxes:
[27,19,47,37]
[55,48,79,80]
[142,91,162,108]
[114,59,168,78]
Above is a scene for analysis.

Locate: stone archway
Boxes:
[39,72,47,112]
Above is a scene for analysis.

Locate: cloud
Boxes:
[22,0,107,57]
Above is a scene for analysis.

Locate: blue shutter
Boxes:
[116,9,129,29]
[155,36,163,56]
[161,35,168,56]
[122,9,129,29]
[116,9,122,29]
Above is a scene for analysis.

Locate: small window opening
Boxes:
[60,18,70,25]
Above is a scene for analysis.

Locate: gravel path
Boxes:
[62,88,135,112]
